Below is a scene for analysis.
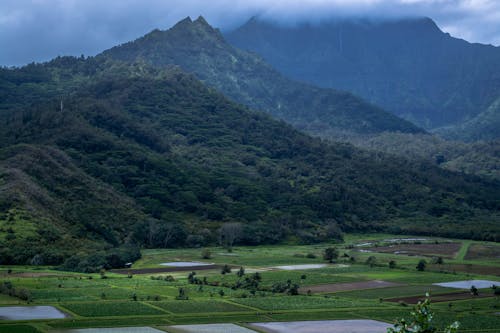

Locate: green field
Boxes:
[0,233,499,332]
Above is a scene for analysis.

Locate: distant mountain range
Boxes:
[226,16,500,138]
[0,17,499,268]
[101,16,422,140]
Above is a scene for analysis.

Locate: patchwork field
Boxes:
[365,242,461,259]
[0,234,499,333]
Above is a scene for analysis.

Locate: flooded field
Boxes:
[249,320,391,333]
[272,264,327,270]
[0,306,67,320]
[160,261,213,267]
[434,280,500,289]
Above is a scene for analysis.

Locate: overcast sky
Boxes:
[1,0,499,67]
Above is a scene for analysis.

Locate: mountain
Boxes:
[226,17,500,132]
[0,56,499,269]
[100,16,423,139]
[437,96,500,142]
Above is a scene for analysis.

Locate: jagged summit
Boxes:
[171,16,193,29]
[168,15,222,39]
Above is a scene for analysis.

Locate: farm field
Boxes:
[0,234,499,332]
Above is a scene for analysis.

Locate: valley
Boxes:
[1,5,499,333]
[0,234,499,332]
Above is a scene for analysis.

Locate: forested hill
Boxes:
[0,57,499,268]
[226,17,500,132]
[437,96,500,142]
[100,16,423,139]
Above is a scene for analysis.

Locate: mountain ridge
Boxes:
[100,16,424,139]
[226,16,500,132]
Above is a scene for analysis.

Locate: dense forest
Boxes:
[0,56,499,271]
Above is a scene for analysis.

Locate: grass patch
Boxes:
[233,296,379,311]
[0,325,41,333]
[61,301,167,317]
[152,300,250,313]
[335,285,452,299]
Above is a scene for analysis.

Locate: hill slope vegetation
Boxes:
[0,43,498,269]
[101,16,423,139]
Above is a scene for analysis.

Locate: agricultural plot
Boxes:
[335,284,452,300]
[233,295,377,311]
[61,301,167,317]
[299,280,402,294]
[249,319,391,333]
[0,325,41,333]
[53,328,165,333]
[386,291,493,304]
[166,323,256,333]
[465,243,500,260]
[272,264,327,270]
[428,263,500,276]
[1,234,499,333]
[151,300,250,313]
[433,279,500,289]
[364,242,461,258]
[160,262,213,267]
[0,305,67,320]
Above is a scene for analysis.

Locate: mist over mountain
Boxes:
[226,16,500,134]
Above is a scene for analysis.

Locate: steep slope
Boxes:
[0,144,144,265]
[100,16,423,139]
[1,57,499,266]
[437,96,500,142]
[226,17,500,131]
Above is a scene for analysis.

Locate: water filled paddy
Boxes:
[249,320,391,333]
[434,280,500,289]
[159,261,213,267]
[0,306,67,320]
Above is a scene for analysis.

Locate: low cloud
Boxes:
[1,0,499,66]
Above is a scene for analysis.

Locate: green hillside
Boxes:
[100,16,423,139]
[0,52,498,270]
[437,96,500,142]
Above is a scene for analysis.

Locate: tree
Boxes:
[221,264,231,275]
[431,256,444,265]
[201,248,211,259]
[389,260,397,269]
[218,222,242,252]
[366,256,377,268]
[237,267,245,278]
[416,259,427,271]
[323,247,339,263]
[387,294,459,333]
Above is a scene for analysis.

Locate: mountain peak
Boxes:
[194,15,210,27]
[172,16,193,29]
[168,15,223,41]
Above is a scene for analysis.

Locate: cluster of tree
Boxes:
[0,281,31,302]
[59,246,141,273]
